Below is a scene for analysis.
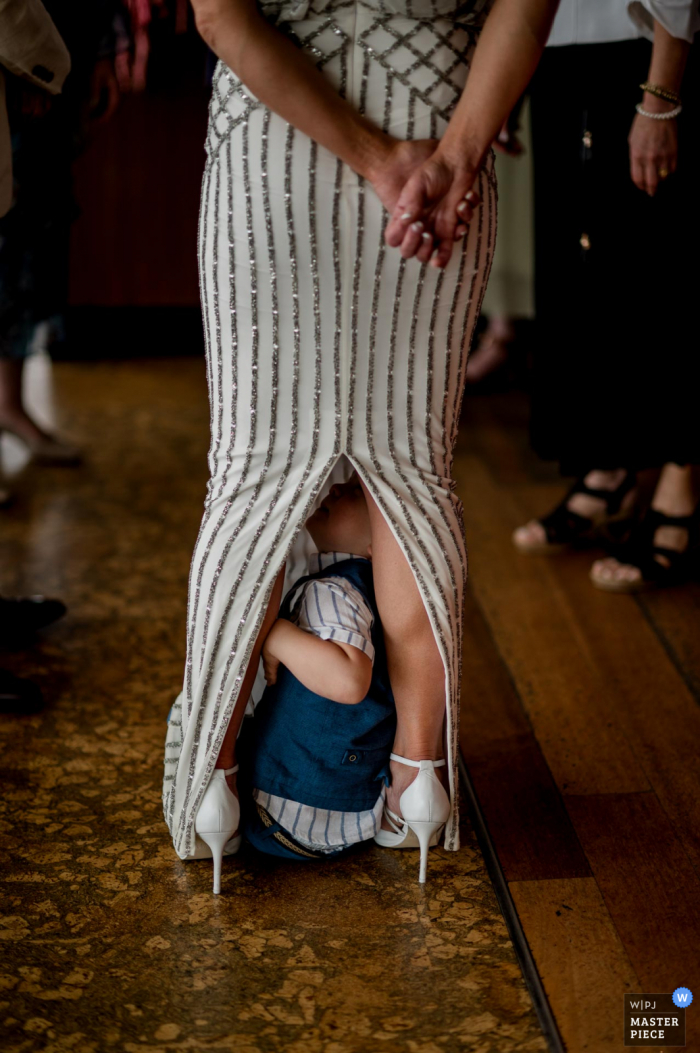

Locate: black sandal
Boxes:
[513,470,638,554]
[591,507,698,593]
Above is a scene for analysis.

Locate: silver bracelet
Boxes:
[635,102,682,120]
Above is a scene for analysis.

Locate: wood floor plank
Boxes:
[453,452,649,796]
[463,392,550,487]
[456,393,700,1053]
[640,585,700,702]
[461,590,591,882]
[509,877,657,1053]
[565,793,700,1001]
[503,488,700,877]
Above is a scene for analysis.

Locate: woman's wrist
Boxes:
[431,128,486,179]
[354,125,398,181]
[642,91,678,114]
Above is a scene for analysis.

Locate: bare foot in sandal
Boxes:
[513,469,637,554]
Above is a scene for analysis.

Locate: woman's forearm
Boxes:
[192,0,393,178]
[436,0,559,169]
[643,19,690,107]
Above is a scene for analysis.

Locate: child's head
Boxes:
[305,470,372,559]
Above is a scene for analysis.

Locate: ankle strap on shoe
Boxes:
[568,470,637,514]
[390,753,446,768]
[383,806,406,834]
[222,765,239,776]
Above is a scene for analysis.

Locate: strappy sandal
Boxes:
[590,507,698,593]
[513,470,638,554]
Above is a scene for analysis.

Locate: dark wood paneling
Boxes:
[69,37,209,308]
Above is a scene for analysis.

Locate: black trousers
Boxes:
[528,39,699,475]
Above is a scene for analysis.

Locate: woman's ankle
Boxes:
[582,468,628,490]
[651,463,695,517]
[391,737,443,763]
[382,751,448,827]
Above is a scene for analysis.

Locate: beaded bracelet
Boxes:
[635,102,682,120]
[640,80,681,105]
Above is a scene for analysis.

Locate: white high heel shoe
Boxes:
[193,765,242,894]
[374,753,450,884]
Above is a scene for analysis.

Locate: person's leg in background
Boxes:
[590,41,700,590]
[514,41,654,553]
[0,96,81,469]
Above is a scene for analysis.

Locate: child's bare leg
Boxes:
[216,564,286,793]
[356,478,447,825]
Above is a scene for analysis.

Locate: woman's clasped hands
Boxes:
[368,137,482,270]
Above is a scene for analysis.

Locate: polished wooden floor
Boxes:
[0,358,547,1053]
[455,390,700,1053]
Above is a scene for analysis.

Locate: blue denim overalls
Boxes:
[239,556,396,860]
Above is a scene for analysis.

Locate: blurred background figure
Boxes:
[0,1,204,712]
[0,0,130,486]
[0,0,72,707]
[513,0,699,593]
[466,97,534,388]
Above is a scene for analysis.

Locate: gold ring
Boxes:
[658,167,669,179]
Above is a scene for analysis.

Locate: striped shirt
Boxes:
[253,550,386,853]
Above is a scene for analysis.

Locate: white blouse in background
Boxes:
[628,0,700,42]
[547,0,700,46]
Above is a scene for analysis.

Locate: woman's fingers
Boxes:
[430,194,466,268]
[628,114,678,196]
[657,152,675,179]
[455,200,474,226]
[430,180,481,267]
[384,158,482,266]
[415,229,434,264]
[458,188,481,213]
[643,158,659,197]
[430,233,455,269]
[385,207,417,248]
[433,243,455,268]
[385,178,427,247]
[630,153,646,193]
[400,219,429,259]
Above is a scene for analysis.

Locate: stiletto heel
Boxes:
[199,830,233,894]
[409,820,445,884]
[193,765,241,894]
[374,753,451,884]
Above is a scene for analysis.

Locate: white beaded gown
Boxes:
[164,0,497,859]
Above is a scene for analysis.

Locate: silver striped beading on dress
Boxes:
[164,0,497,859]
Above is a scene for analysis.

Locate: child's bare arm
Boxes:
[261,618,372,705]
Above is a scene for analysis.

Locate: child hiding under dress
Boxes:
[238,468,397,860]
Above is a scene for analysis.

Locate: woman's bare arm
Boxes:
[628,19,690,196]
[386,0,559,267]
[192,0,559,266]
[191,0,394,179]
[438,0,558,174]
